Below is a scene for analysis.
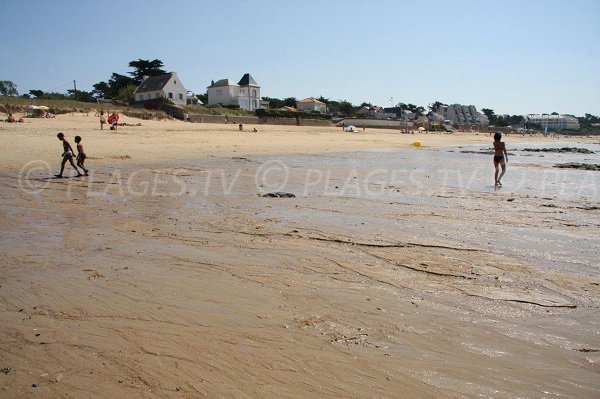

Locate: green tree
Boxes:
[37,92,69,100]
[115,84,138,104]
[29,89,44,98]
[327,100,340,115]
[428,101,447,112]
[0,80,18,96]
[92,81,111,98]
[68,89,95,102]
[282,97,297,107]
[261,96,283,109]
[481,108,497,125]
[108,73,137,98]
[338,100,354,117]
[128,59,167,83]
[405,103,425,116]
[195,92,208,104]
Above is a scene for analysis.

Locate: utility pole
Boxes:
[73,80,77,93]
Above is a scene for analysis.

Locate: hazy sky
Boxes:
[1,0,599,115]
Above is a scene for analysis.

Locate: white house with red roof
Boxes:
[296,97,327,113]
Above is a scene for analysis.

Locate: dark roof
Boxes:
[208,79,238,88]
[238,73,258,86]
[135,73,173,93]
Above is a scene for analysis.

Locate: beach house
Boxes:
[526,114,580,130]
[133,72,188,106]
[207,73,263,111]
[296,97,327,113]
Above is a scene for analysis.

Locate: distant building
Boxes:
[207,73,263,111]
[296,97,327,113]
[526,114,580,130]
[432,104,488,126]
[383,107,417,121]
[134,72,187,106]
[357,105,396,119]
[187,92,202,106]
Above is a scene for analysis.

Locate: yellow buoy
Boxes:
[411,141,422,147]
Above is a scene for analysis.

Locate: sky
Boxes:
[1,0,599,116]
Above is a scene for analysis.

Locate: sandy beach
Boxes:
[1,114,599,398]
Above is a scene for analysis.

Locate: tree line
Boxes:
[2,62,600,128]
[1,59,167,104]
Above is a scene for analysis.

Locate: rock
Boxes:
[553,163,600,171]
[261,192,296,198]
[522,147,595,154]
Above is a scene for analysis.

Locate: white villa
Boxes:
[526,114,580,130]
[207,73,264,111]
[296,97,327,113]
[133,72,187,106]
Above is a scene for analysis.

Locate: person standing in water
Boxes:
[493,132,508,186]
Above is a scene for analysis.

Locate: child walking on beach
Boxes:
[56,132,82,178]
[74,136,89,176]
[493,132,508,186]
[100,111,106,130]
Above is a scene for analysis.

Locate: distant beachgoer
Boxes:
[108,112,119,130]
[493,132,508,186]
[100,111,106,130]
[74,136,89,176]
[6,113,16,123]
[56,132,82,178]
[253,127,258,133]
[239,123,243,131]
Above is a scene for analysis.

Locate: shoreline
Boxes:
[1,112,598,173]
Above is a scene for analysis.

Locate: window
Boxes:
[174,80,176,84]
[155,93,159,98]
[178,93,183,101]
[252,90,257,98]
[168,92,173,99]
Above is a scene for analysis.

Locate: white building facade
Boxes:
[526,114,580,130]
[134,72,187,106]
[207,73,262,111]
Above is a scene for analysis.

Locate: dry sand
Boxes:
[1,113,599,398]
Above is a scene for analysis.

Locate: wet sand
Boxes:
[1,115,599,398]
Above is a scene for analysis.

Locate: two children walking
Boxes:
[56,133,88,178]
